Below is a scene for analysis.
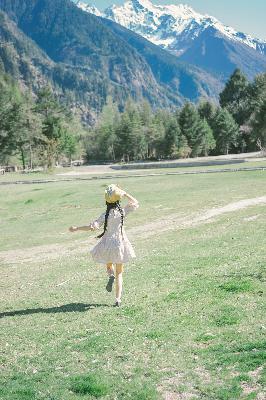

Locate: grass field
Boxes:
[0,169,266,399]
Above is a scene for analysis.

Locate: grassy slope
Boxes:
[0,170,265,399]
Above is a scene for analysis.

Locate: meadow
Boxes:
[0,169,265,399]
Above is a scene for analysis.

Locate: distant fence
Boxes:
[111,159,246,170]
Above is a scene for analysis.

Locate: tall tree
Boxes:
[197,118,216,156]
[95,96,120,161]
[58,127,78,163]
[164,116,181,158]
[198,100,216,127]
[143,110,166,159]
[219,68,250,125]
[178,135,192,158]
[35,87,68,168]
[179,102,202,157]
[248,73,266,112]
[115,112,132,162]
[212,108,239,155]
[0,74,20,160]
[0,76,41,168]
[251,98,266,151]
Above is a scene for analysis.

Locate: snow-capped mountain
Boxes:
[74,0,102,16]
[76,0,266,56]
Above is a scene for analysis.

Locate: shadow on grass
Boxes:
[0,303,109,318]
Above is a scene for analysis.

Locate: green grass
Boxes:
[69,374,109,397]
[0,170,266,399]
[219,280,253,293]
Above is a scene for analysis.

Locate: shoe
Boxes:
[114,300,121,307]
[106,275,115,292]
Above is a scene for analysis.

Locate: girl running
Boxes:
[69,184,139,307]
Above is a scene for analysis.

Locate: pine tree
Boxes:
[113,100,148,161]
[130,111,147,160]
[247,73,266,152]
[198,100,216,127]
[143,110,166,159]
[179,102,202,157]
[219,69,250,125]
[58,128,78,163]
[115,112,132,162]
[139,100,153,127]
[0,76,41,168]
[251,98,266,151]
[95,96,120,161]
[164,116,181,158]
[35,87,67,168]
[198,118,216,156]
[212,108,239,155]
[178,135,192,158]
[13,97,42,169]
[248,73,266,113]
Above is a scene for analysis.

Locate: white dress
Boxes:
[89,201,139,264]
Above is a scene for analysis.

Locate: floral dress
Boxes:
[89,201,139,264]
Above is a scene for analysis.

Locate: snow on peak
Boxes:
[75,0,266,54]
[75,1,102,17]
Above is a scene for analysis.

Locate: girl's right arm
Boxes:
[122,191,139,216]
[123,192,138,205]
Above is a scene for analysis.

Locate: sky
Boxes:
[82,0,266,39]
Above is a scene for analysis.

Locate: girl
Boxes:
[69,185,139,307]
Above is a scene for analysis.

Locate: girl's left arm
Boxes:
[69,225,93,232]
[69,212,105,233]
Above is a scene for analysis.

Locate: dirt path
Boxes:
[1,196,265,266]
[1,166,266,186]
[132,196,266,238]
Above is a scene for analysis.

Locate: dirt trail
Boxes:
[1,166,266,186]
[132,196,266,238]
[1,196,265,266]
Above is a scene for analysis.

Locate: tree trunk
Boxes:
[20,147,26,170]
[111,144,115,161]
[29,144,33,170]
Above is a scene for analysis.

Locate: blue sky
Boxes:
[82,0,266,39]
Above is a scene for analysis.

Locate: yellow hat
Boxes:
[105,184,124,203]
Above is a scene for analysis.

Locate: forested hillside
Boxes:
[0,0,223,118]
[84,70,266,162]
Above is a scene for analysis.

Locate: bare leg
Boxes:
[106,263,114,276]
[106,263,115,293]
[115,264,123,305]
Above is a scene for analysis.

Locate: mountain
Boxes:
[0,0,224,118]
[178,26,266,80]
[79,0,266,80]
[75,0,102,16]
[100,17,222,101]
[0,10,53,88]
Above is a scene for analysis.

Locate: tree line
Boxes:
[0,69,266,168]
[84,69,266,162]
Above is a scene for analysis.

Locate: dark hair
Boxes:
[97,201,124,239]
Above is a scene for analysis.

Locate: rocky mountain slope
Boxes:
[0,0,224,120]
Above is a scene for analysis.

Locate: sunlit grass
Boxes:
[0,170,265,399]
